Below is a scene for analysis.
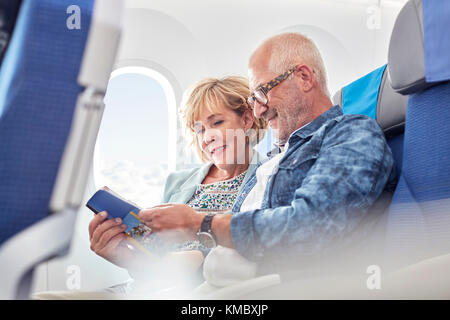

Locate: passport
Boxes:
[86,186,162,256]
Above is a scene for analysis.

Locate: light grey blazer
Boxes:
[160,152,262,204]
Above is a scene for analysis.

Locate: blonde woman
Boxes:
[87,76,267,293]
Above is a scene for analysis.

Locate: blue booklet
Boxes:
[86,186,162,256]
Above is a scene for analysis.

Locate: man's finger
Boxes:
[138,208,157,223]
[139,204,175,218]
[151,204,174,209]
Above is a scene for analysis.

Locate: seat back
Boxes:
[0,0,124,299]
[332,64,407,176]
[0,0,94,246]
[385,0,450,267]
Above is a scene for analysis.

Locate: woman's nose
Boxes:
[202,128,215,145]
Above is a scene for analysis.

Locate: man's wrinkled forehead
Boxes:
[248,65,277,91]
[247,68,261,91]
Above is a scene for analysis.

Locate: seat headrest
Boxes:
[388,0,450,94]
[333,65,407,137]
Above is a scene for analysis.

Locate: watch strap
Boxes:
[200,213,215,233]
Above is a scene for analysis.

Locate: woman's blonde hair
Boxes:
[180,76,267,162]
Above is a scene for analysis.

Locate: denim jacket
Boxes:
[230,106,396,271]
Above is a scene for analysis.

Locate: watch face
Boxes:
[197,232,217,248]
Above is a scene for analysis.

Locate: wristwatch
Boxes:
[197,213,217,248]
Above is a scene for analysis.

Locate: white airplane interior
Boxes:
[0,0,449,301]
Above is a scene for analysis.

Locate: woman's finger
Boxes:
[88,211,108,239]
[96,232,128,259]
[90,217,123,247]
[94,224,127,252]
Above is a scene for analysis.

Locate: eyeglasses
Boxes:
[247,66,297,109]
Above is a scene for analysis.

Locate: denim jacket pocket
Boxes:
[270,153,319,206]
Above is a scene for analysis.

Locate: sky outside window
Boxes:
[94,69,172,208]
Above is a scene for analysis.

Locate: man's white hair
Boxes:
[262,32,330,97]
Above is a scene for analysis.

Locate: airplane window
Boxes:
[93,66,177,208]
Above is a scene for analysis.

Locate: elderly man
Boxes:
[140,33,396,277]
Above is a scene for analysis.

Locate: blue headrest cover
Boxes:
[333,65,407,137]
[342,65,386,120]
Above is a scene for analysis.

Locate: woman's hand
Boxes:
[139,204,206,242]
[88,211,156,270]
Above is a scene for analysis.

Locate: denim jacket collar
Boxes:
[267,106,342,158]
[288,105,342,143]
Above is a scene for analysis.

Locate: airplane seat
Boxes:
[332,64,408,177]
[0,0,93,245]
[384,0,450,268]
[0,0,124,299]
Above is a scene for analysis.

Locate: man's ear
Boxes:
[295,64,315,92]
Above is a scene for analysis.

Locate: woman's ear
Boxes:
[241,108,254,131]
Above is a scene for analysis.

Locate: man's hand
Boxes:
[139,204,235,248]
[139,204,205,242]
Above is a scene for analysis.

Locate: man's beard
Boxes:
[272,96,310,146]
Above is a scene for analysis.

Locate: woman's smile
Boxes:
[210,145,226,156]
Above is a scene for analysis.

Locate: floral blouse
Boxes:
[178,170,247,252]
[186,170,247,213]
